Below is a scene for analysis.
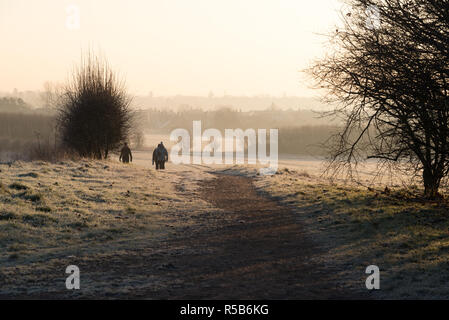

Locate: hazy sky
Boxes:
[0,0,341,96]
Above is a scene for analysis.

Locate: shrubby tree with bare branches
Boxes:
[58,53,133,159]
[41,82,64,110]
[310,0,449,198]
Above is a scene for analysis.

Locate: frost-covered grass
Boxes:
[0,159,186,265]
[4,155,449,298]
[255,167,449,299]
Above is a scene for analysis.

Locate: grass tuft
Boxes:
[36,205,52,213]
[0,211,17,221]
[18,172,39,178]
[17,191,43,203]
[9,182,29,191]
[21,213,56,227]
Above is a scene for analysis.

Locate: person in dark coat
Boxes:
[152,142,168,170]
[119,142,133,163]
[152,144,160,169]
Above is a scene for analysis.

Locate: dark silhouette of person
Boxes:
[152,142,168,170]
[119,142,132,163]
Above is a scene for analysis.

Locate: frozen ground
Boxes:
[0,148,448,299]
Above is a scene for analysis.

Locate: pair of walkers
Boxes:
[119,141,168,170]
[152,142,168,170]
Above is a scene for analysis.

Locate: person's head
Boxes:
[124,142,128,147]
[160,141,164,146]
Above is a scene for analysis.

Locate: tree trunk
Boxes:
[423,168,441,199]
[96,148,102,160]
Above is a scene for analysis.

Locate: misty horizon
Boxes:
[0,88,333,111]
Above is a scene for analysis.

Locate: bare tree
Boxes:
[57,53,133,159]
[41,81,64,110]
[310,0,449,198]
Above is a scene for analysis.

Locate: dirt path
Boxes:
[133,173,361,299]
[0,172,363,299]
[168,173,355,299]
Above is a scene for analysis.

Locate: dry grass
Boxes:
[0,159,186,266]
[254,167,449,299]
[0,155,225,297]
[3,155,449,299]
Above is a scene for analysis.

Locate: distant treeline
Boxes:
[139,107,339,156]
[139,107,338,133]
[132,95,329,111]
[0,112,56,157]
[0,107,341,158]
[0,97,32,113]
[278,126,339,156]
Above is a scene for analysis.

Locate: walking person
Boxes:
[119,142,132,164]
[152,142,168,170]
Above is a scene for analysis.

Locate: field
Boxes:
[1,150,449,299]
[256,168,449,299]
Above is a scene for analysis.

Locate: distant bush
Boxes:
[57,53,133,159]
